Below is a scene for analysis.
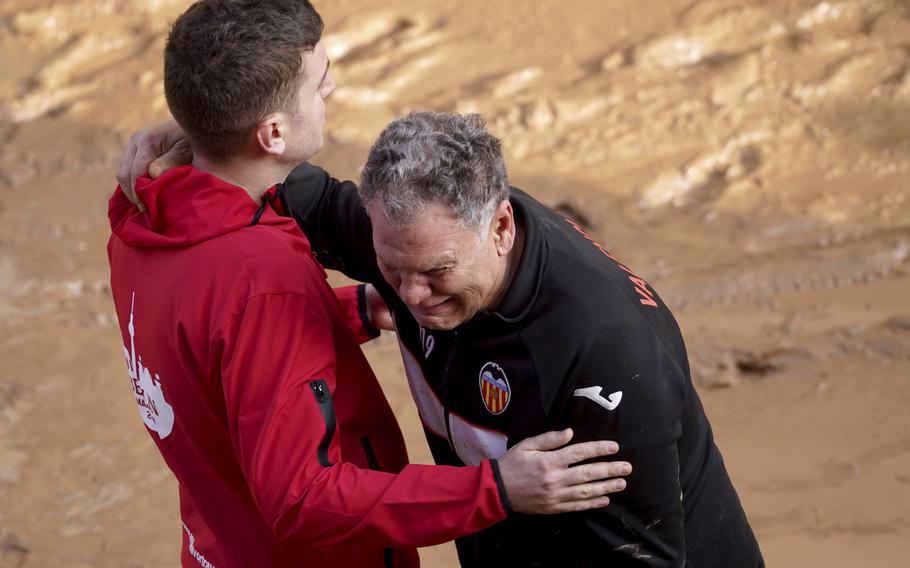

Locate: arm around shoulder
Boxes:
[219,290,507,549]
[281,163,381,283]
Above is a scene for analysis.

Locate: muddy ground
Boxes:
[1,0,908,566]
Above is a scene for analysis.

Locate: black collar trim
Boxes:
[482,188,548,324]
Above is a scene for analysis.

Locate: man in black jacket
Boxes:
[277,111,763,567]
[119,110,763,567]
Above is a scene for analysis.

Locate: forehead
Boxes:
[369,201,478,270]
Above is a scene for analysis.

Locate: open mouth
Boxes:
[417,298,453,315]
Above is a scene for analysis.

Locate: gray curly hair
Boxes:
[359,111,510,234]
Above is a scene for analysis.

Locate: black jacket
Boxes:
[280,164,763,567]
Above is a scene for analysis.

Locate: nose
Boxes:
[398,273,432,307]
[322,72,336,98]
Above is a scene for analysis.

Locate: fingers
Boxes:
[551,439,620,467]
[549,494,613,514]
[566,460,632,486]
[128,135,166,212]
[116,137,139,205]
[537,461,630,514]
[115,120,188,212]
[543,475,629,514]
[149,138,193,179]
[561,476,627,501]
[514,428,573,452]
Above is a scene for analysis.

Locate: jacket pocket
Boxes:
[309,379,336,467]
[312,384,394,567]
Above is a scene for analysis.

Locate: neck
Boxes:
[192,153,292,203]
[487,220,525,310]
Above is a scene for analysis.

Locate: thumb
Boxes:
[149,142,192,179]
[518,428,573,451]
[148,157,168,179]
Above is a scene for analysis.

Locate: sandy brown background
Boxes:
[1,0,909,566]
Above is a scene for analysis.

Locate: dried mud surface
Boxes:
[1,0,908,566]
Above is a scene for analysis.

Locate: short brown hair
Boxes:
[164,0,323,160]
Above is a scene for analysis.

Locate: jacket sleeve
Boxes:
[281,163,382,284]
[547,320,688,566]
[332,284,380,344]
[219,291,508,548]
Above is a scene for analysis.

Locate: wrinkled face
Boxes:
[284,41,335,162]
[369,200,504,330]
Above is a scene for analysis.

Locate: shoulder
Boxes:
[222,220,323,299]
[531,250,645,337]
[512,189,650,317]
[524,268,686,391]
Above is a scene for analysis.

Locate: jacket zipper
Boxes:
[311,383,394,567]
[309,379,335,467]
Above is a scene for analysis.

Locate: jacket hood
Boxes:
[109,165,281,248]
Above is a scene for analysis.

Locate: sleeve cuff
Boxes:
[356,284,381,340]
[489,459,514,517]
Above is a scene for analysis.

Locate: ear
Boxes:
[254,112,287,157]
[489,200,515,256]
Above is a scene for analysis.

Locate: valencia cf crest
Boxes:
[479,362,511,415]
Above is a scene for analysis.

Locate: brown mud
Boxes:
[1,0,908,566]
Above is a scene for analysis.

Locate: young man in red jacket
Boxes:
[108,1,629,566]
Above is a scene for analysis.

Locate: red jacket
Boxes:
[107,166,508,567]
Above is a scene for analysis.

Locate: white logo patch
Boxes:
[479,362,511,415]
[574,386,623,411]
[122,292,175,439]
[397,338,508,465]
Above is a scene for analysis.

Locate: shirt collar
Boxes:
[474,189,548,325]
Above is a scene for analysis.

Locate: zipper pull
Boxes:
[311,380,329,402]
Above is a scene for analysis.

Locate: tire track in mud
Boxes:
[750,508,910,539]
[657,227,910,310]
[748,435,910,496]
